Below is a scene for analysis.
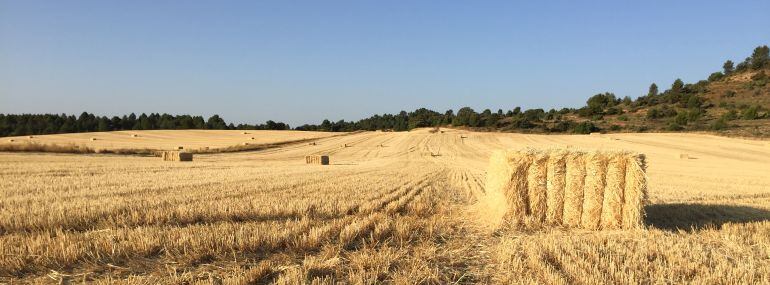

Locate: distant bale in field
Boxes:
[305,155,329,165]
[241,131,249,135]
[679,153,689,159]
[28,136,34,139]
[589,132,602,136]
[8,139,15,142]
[161,151,193,162]
[242,142,249,146]
[177,146,184,150]
[130,134,138,138]
[90,137,97,141]
[482,148,647,230]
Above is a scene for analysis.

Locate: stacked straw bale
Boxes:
[305,155,330,165]
[484,148,647,230]
[161,151,193,162]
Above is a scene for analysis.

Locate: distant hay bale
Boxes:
[250,137,255,140]
[241,132,249,134]
[483,148,647,230]
[90,138,97,141]
[28,136,34,139]
[305,155,329,165]
[177,146,184,150]
[589,132,602,136]
[161,151,193,162]
[130,134,138,138]
[242,142,249,146]
[679,153,689,159]
[8,139,15,142]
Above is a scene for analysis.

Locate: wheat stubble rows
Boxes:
[1,129,769,283]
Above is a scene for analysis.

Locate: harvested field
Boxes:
[1,129,769,283]
[0,130,337,152]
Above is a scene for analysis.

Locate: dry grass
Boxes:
[1,129,769,283]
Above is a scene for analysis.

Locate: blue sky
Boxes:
[1,1,769,126]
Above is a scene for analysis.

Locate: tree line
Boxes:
[298,45,770,133]
[2,46,768,137]
[0,113,290,137]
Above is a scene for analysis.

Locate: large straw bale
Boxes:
[484,148,646,230]
[562,152,586,227]
[600,154,627,229]
[545,151,567,224]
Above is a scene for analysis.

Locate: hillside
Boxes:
[583,66,770,137]
[295,45,770,138]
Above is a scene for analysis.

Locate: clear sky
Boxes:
[1,1,769,127]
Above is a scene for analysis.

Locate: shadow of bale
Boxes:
[645,203,770,231]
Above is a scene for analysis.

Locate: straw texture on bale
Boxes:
[527,153,548,223]
[305,155,329,165]
[484,148,647,230]
[161,151,193,162]
[622,154,647,229]
[581,152,607,230]
[600,154,627,229]
[562,153,586,227]
[545,151,567,224]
